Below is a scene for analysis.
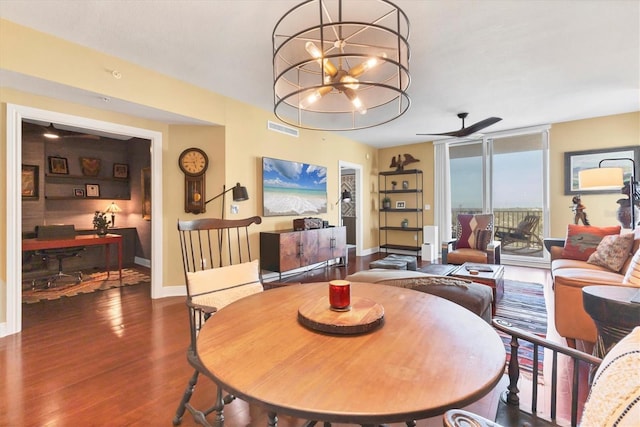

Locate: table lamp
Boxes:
[104,202,122,227]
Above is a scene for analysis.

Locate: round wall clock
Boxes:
[179,148,209,214]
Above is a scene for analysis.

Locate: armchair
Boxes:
[442,214,501,265]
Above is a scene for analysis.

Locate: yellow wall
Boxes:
[0,19,376,325]
[549,112,640,236]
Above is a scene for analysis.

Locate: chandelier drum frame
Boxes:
[273,0,411,131]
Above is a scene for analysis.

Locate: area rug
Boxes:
[495,279,547,377]
[22,268,151,304]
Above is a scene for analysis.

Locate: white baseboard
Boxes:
[135,257,151,268]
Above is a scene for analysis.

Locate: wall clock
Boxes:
[179,147,209,214]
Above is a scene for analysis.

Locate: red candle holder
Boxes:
[329,280,351,311]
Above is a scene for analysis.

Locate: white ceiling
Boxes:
[1,0,638,148]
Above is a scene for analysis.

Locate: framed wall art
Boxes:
[48,156,68,175]
[262,157,327,217]
[142,167,151,220]
[21,164,39,199]
[74,188,85,198]
[564,145,640,195]
[85,183,100,198]
[113,163,129,179]
[80,157,101,176]
[396,201,406,209]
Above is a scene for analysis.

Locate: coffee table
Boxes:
[451,263,504,316]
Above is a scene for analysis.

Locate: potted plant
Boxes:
[92,211,111,237]
[382,197,391,210]
[391,181,397,190]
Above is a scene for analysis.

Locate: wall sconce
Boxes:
[104,201,122,227]
[205,183,249,218]
[579,157,639,228]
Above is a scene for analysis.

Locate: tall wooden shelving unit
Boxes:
[379,169,423,255]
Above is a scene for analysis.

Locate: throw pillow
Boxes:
[587,233,635,272]
[623,248,640,286]
[456,214,493,249]
[186,259,262,310]
[475,229,493,251]
[581,327,640,427]
[561,224,621,261]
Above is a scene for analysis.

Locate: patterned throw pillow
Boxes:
[455,214,493,249]
[581,327,640,427]
[587,233,635,272]
[561,224,621,261]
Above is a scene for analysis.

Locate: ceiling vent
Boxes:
[267,120,299,138]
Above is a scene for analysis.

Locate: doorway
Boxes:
[5,104,164,336]
[339,160,363,256]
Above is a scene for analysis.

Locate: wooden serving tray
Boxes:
[298,296,384,335]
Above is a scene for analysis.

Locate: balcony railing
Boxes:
[452,208,544,257]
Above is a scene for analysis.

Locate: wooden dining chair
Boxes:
[173,216,266,427]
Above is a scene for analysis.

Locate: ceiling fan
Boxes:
[417,112,502,138]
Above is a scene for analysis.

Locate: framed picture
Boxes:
[80,157,101,176]
[564,145,640,195]
[74,188,85,198]
[113,163,129,179]
[86,183,100,198]
[396,201,406,209]
[142,167,151,220]
[48,156,69,175]
[21,164,39,199]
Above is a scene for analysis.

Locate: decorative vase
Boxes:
[383,200,391,210]
[401,218,409,228]
[96,227,108,237]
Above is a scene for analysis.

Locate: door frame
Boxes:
[4,104,164,336]
[338,160,363,256]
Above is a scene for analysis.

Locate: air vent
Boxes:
[267,120,299,138]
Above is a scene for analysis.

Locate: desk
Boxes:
[197,282,505,425]
[22,234,123,280]
[583,285,640,358]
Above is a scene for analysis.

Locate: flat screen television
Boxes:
[262,156,327,217]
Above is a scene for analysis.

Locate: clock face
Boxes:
[179,148,208,176]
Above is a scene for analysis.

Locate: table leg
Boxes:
[117,239,122,281]
[106,242,111,279]
[267,411,278,427]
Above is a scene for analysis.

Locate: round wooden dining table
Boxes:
[197,282,506,425]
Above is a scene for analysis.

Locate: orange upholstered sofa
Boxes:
[550,225,640,346]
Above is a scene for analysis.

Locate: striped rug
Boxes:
[495,279,547,375]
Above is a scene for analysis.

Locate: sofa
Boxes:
[551,225,640,346]
[345,269,493,323]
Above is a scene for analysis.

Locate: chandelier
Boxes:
[272,0,411,131]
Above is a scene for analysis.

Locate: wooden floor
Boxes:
[2,253,579,427]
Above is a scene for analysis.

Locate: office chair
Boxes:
[34,225,84,288]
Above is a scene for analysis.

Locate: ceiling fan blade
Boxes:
[417,115,502,137]
[460,117,502,135]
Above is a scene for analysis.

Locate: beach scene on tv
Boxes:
[263,157,327,217]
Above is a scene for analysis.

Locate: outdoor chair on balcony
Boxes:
[495,214,543,252]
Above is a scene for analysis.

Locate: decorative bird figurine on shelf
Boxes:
[390,153,420,171]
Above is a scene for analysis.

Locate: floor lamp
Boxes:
[579,158,638,228]
[205,183,249,218]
